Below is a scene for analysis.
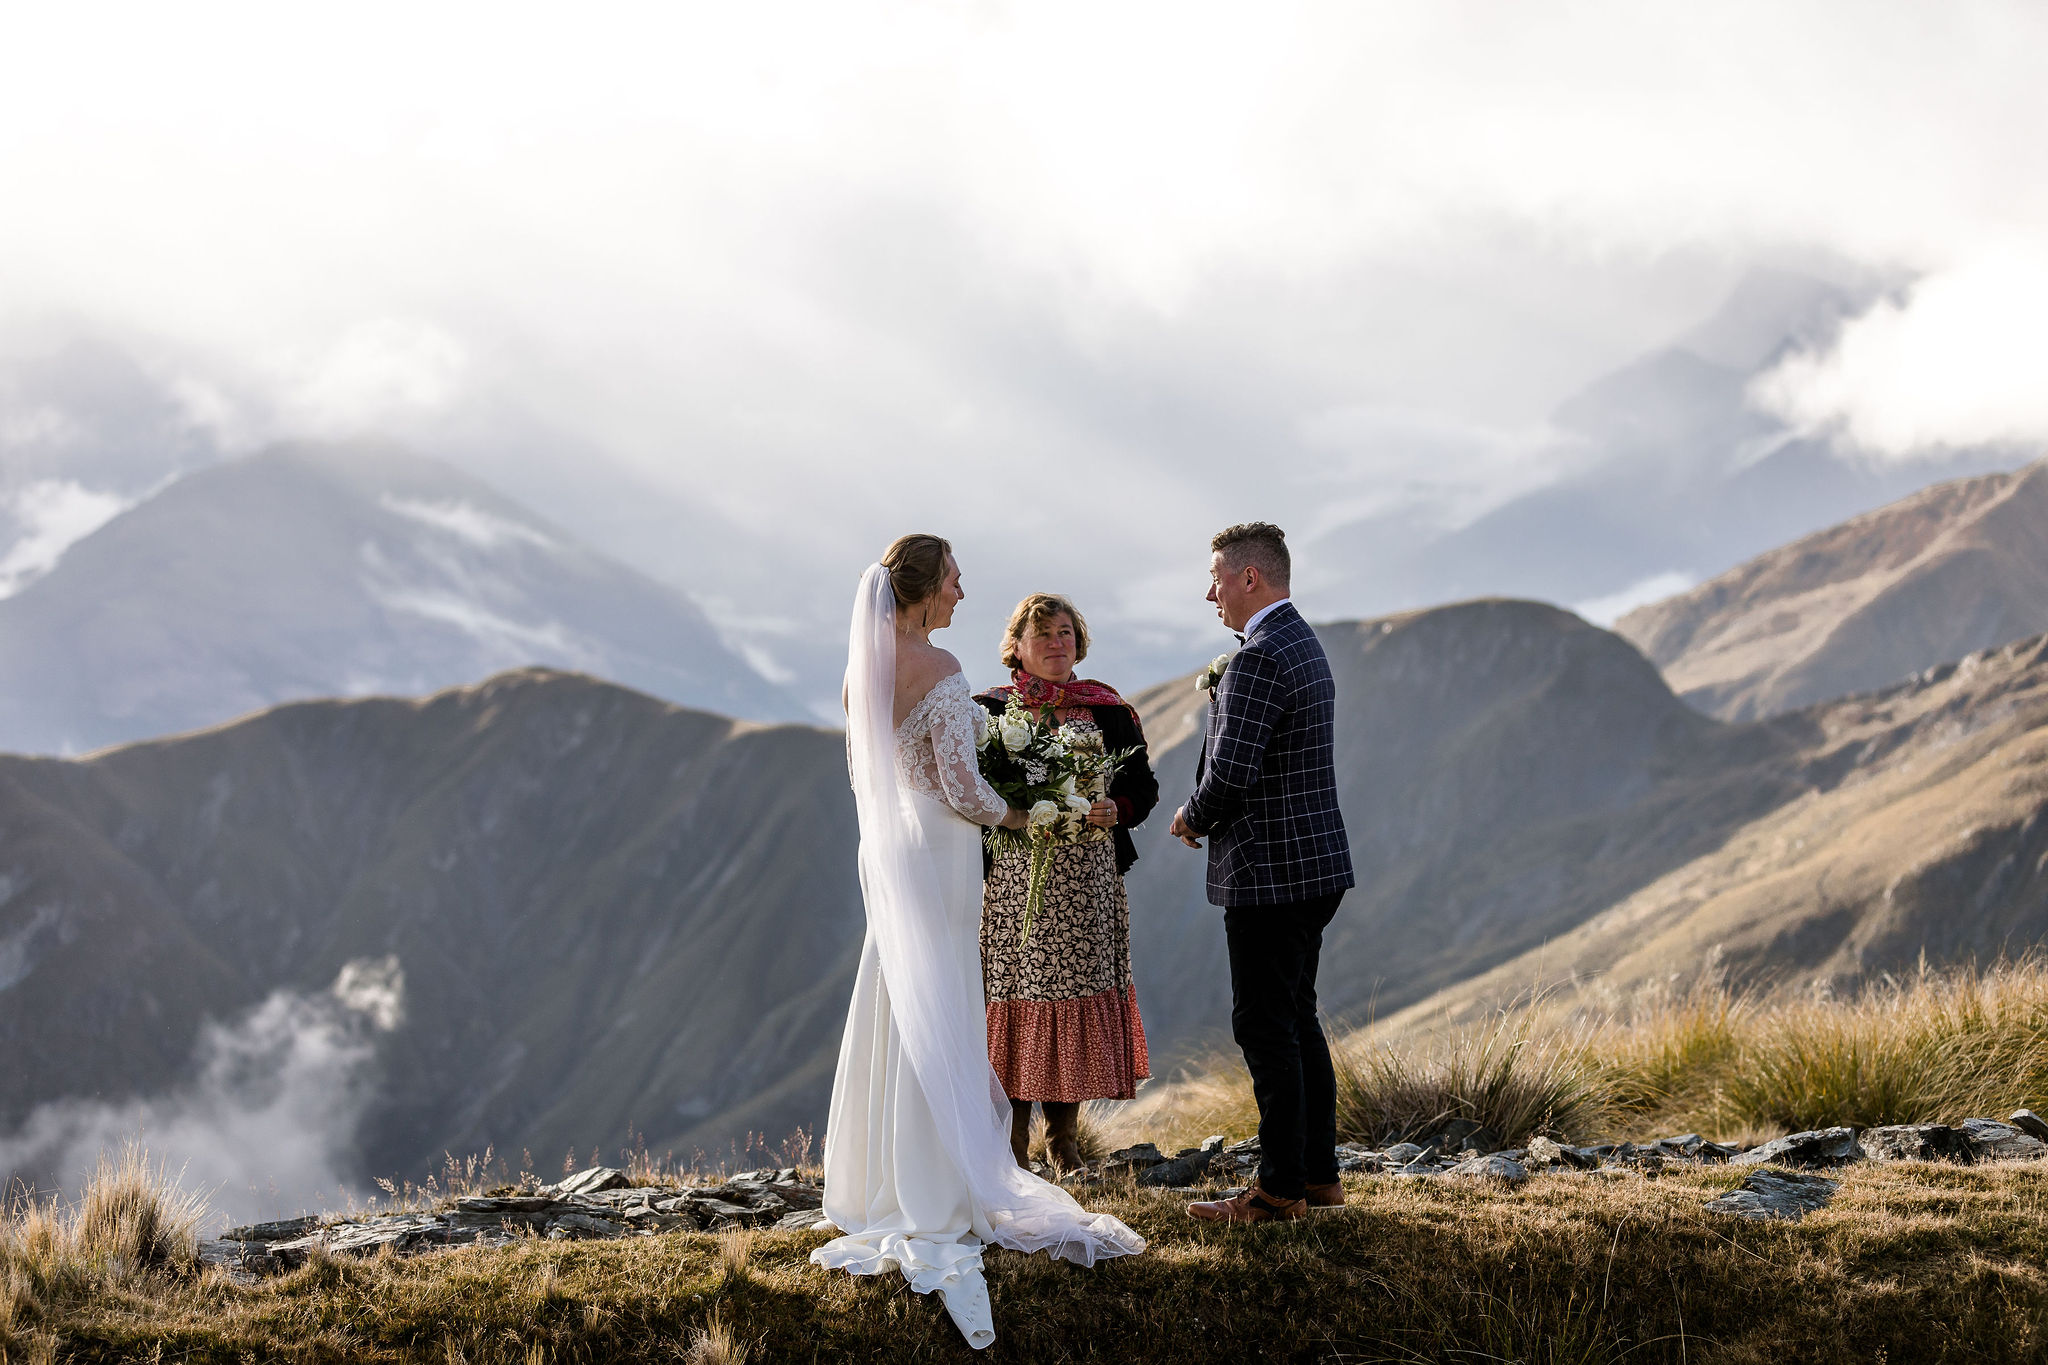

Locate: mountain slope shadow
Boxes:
[0,669,861,1186]
[1122,601,1815,1065]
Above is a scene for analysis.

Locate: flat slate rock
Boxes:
[220,1215,320,1243]
[1705,1169,1839,1222]
[1730,1127,1861,1168]
[551,1167,632,1196]
[1859,1124,1974,1163]
[1961,1119,2048,1160]
[1446,1155,1528,1184]
[2011,1110,2048,1143]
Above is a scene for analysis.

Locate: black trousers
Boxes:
[1223,890,1345,1200]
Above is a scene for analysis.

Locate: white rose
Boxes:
[1055,774,1079,799]
[978,714,997,751]
[1027,799,1060,828]
[999,715,1032,753]
[1065,792,1093,815]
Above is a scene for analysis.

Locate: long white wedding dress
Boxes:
[812,566,1144,1350]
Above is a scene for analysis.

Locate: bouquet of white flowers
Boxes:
[976,697,1136,943]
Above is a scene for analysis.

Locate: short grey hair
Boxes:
[1210,521,1290,590]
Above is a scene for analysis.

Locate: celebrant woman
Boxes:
[976,593,1158,1174]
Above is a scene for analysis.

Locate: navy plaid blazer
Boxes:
[1184,601,1355,907]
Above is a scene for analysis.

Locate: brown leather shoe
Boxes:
[1305,1181,1345,1208]
[1187,1184,1308,1223]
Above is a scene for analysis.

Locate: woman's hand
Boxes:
[999,805,1030,831]
[1085,798,1118,829]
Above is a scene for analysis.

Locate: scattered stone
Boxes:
[1101,1143,1168,1175]
[692,1198,758,1225]
[1334,1144,1383,1173]
[1136,1146,1216,1187]
[550,1212,626,1239]
[1380,1142,1426,1165]
[221,1215,320,1242]
[1431,1119,1499,1155]
[774,1208,833,1231]
[1525,1137,1596,1170]
[1858,1124,1975,1163]
[2011,1110,2048,1143]
[551,1166,632,1196]
[1960,1119,2048,1161]
[1446,1155,1528,1184]
[1705,1170,1838,1222]
[1730,1127,1862,1169]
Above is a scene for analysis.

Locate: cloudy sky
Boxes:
[3,1,2046,699]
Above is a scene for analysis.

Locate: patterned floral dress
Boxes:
[980,708,1150,1102]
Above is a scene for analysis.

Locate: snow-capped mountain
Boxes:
[0,440,807,754]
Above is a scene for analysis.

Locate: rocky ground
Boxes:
[200,1109,2048,1278]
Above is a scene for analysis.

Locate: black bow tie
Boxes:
[1233,633,1246,644]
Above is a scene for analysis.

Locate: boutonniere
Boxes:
[1197,650,1235,694]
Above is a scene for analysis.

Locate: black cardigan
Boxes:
[974,695,1159,876]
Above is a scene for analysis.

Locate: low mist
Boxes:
[0,957,403,1230]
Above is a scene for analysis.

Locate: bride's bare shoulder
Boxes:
[897,643,963,702]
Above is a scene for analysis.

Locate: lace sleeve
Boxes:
[930,687,1011,826]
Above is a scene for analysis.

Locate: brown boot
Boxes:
[1042,1102,1085,1175]
[1187,1183,1307,1223]
[1009,1099,1034,1169]
[1305,1181,1345,1209]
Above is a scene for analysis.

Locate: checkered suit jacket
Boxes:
[1184,601,1354,907]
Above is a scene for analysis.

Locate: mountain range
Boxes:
[1617,457,2048,720]
[5,394,2048,1198]
[5,609,2045,1194]
[1299,270,2028,627]
[0,442,805,754]
[0,671,862,1189]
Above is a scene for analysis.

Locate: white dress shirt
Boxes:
[1240,597,1292,640]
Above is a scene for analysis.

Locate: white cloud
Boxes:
[1751,246,2048,458]
[1573,571,1696,628]
[0,959,403,1228]
[1,1,2045,693]
[0,479,132,597]
[380,495,555,552]
[287,319,467,436]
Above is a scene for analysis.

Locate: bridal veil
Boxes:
[814,564,1144,1343]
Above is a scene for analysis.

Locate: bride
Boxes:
[812,534,1145,1349]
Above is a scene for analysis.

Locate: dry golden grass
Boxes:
[1123,958,2048,1152]
[12,967,2048,1362]
[9,1156,2047,1362]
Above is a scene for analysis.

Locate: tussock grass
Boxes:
[1,1144,206,1360]
[715,1227,756,1285]
[1119,1000,1613,1152]
[1126,958,2048,1152]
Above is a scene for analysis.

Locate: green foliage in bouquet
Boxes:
[976,696,1137,943]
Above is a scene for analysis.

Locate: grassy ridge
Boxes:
[7,1163,2048,1363]
[1115,959,2048,1152]
[11,962,2048,1362]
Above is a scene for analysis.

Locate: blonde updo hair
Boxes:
[880,533,954,611]
[1000,593,1090,671]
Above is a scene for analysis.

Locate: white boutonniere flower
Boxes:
[1197,650,1236,694]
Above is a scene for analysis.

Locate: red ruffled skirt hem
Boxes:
[987,986,1150,1103]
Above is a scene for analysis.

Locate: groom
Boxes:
[1170,522,1354,1223]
